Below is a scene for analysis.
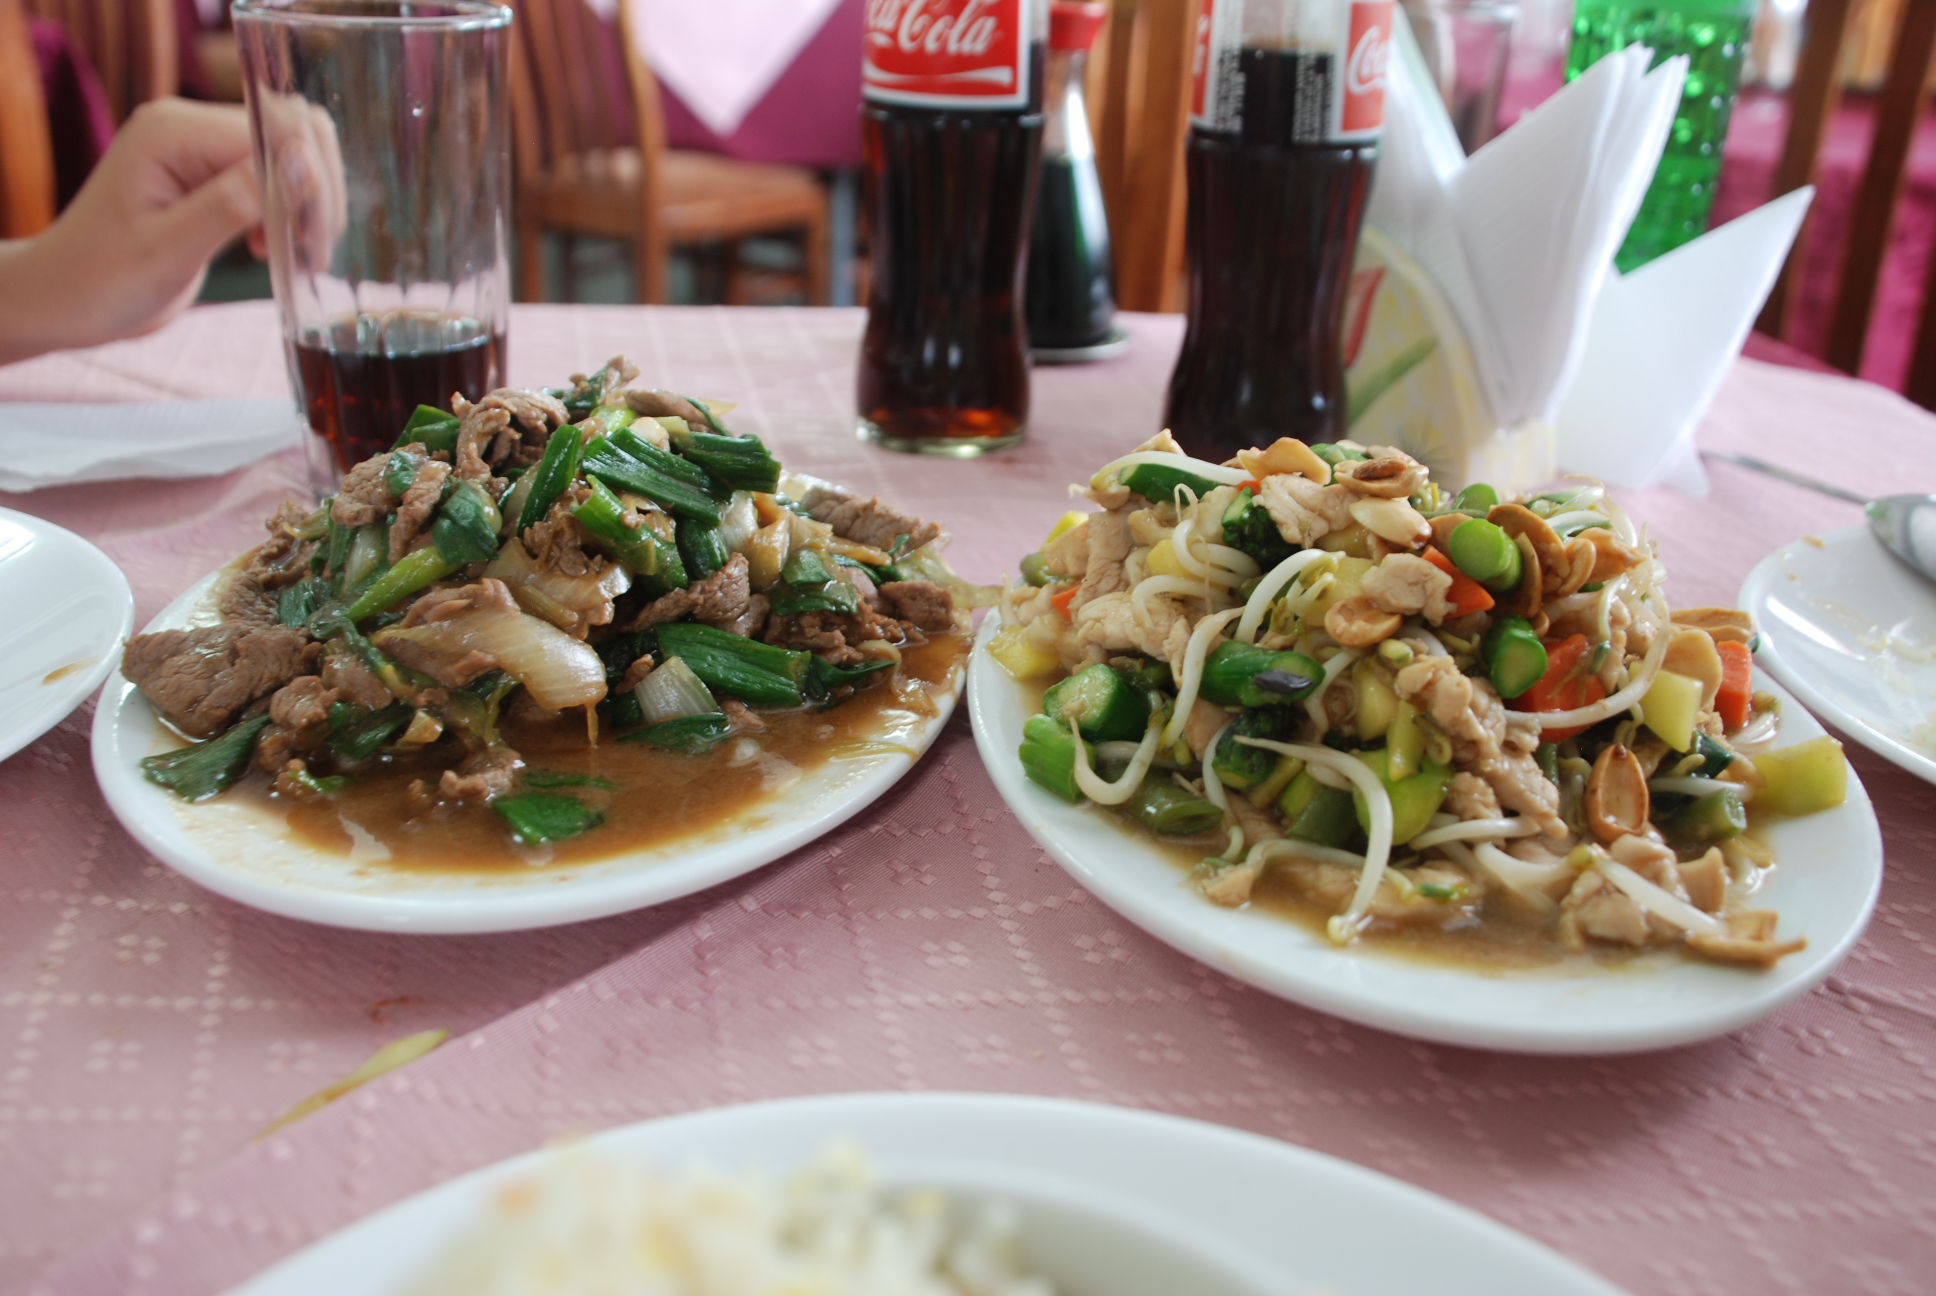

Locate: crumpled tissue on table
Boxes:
[0,398,301,493]
[1345,8,1808,496]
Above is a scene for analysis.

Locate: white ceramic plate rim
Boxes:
[1740,523,1936,785]
[225,1092,1627,1296]
[967,613,1883,1054]
[0,506,133,764]
[92,569,963,934]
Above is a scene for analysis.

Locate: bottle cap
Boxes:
[1049,1,1108,52]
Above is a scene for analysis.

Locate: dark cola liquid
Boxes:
[1026,153,1115,350]
[1163,48,1376,461]
[293,313,504,473]
[858,55,1043,453]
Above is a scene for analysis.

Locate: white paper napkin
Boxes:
[1555,186,1814,494]
[610,0,845,138]
[1368,18,1686,431]
[0,398,303,493]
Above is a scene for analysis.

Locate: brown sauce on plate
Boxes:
[236,634,967,872]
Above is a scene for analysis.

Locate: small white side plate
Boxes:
[968,613,1882,1055]
[1741,524,1936,785]
[92,570,963,934]
[0,507,132,764]
[225,1093,1627,1296]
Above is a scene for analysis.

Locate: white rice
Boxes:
[395,1143,1054,1296]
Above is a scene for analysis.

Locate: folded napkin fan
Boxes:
[0,397,303,493]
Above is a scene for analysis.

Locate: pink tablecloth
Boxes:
[4,305,1936,1295]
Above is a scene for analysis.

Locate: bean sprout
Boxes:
[1236,738,1393,943]
[1547,511,1614,537]
[1198,721,1242,860]
[1597,857,1727,937]
[1304,648,1361,733]
[1650,777,1752,803]
[1407,817,1542,850]
[1070,715,1164,806]
[1132,575,1207,625]
[1095,451,1252,490]
[1237,549,1334,644]
[1531,626,1669,731]
[1246,838,1369,871]
[1161,607,1245,748]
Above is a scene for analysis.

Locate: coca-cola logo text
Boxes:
[866,0,1003,58]
[1345,22,1389,96]
[1340,0,1393,135]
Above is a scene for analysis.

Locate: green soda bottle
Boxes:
[1564,0,1756,271]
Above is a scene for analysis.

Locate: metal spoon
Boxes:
[1706,450,1936,582]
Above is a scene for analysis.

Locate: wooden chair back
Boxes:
[1756,0,1936,409]
[1092,0,1196,312]
[0,0,54,237]
[506,0,649,175]
[25,0,176,123]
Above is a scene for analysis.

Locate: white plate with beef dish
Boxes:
[968,440,1882,1054]
[92,362,979,933]
[226,1093,1628,1296]
[1741,523,1936,786]
[0,507,132,765]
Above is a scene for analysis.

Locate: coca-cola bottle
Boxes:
[858,0,1047,456]
[1163,0,1394,460]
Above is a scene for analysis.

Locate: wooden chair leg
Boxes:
[633,231,668,304]
[724,240,748,306]
[515,219,546,304]
[804,209,830,306]
[562,232,580,303]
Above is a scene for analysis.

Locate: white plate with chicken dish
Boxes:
[968,436,1882,1054]
[92,358,986,933]
[224,1093,1628,1296]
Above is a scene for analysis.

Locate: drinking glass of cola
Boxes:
[235,0,512,495]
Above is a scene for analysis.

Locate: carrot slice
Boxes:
[1051,583,1082,622]
[1515,634,1608,742]
[1715,638,1754,731]
[1421,545,1495,617]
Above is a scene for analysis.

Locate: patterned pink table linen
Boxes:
[3,304,1935,1296]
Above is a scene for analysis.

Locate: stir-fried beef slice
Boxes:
[450,396,513,484]
[800,486,941,553]
[321,649,394,710]
[123,623,314,739]
[878,580,955,630]
[439,746,521,802]
[622,388,708,430]
[383,638,500,688]
[268,675,340,737]
[722,591,769,639]
[762,600,906,666]
[255,725,301,773]
[330,454,396,528]
[720,698,767,733]
[624,554,750,632]
[400,578,521,627]
[523,486,601,576]
[566,355,639,411]
[246,501,317,589]
[218,570,282,624]
[389,458,451,562]
[618,655,655,692]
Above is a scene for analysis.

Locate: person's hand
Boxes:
[0,98,263,365]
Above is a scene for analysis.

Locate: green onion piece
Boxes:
[676,516,731,580]
[1695,733,1736,777]
[522,770,618,789]
[341,545,462,622]
[1118,461,1220,506]
[1450,483,1500,514]
[395,405,461,456]
[494,792,605,844]
[325,702,413,760]
[517,423,587,535]
[582,440,723,525]
[782,547,834,588]
[1482,617,1549,700]
[1309,443,1368,466]
[323,510,352,577]
[805,657,893,699]
[1019,712,1090,803]
[588,404,638,433]
[1447,518,1523,592]
[341,523,387,592]
[609,427,716,491]
[277,576,332,630]
[673,431,782,493]
[770,578,859,618]
[384,448,422,498]
[278,766,351,797]
[432,479,503,565]
[684,395,731,435]
[572,477,680,581]
[624,713,733,753]
[655,622,808,707]
[140,714,272,802]
[1125,780,1224,836]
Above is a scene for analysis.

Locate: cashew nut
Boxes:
[1486,503,1568,594]
[1237,437,1332,485]
[1662,627,1724,709]
[1495,532,1544,621]
[1581,527,1646,585]
[1348,496,1431,548]
[1334,449,1428,499]
[1671,606,1755,646]
[1325,595,1404,647]
[1585,743,1651,845]
[1555,534,1598,598]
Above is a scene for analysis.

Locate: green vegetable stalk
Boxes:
[140,714,273,801]
[341,545,462,621]
[517,423,587,535]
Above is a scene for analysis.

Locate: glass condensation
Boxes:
[1565,0,1755,271]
